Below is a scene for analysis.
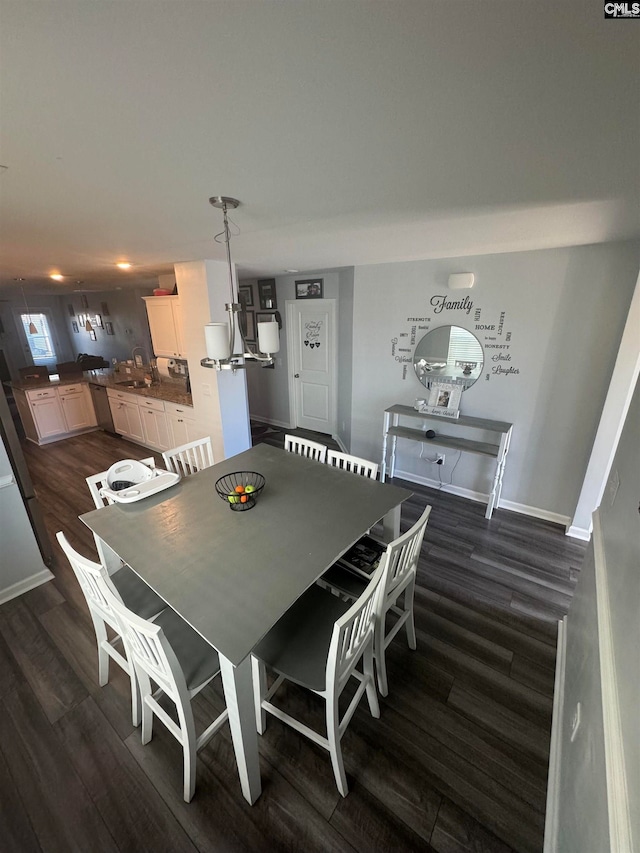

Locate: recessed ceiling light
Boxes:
[50,274,64,281]
[117,262,132,269]
[285,269,299,273]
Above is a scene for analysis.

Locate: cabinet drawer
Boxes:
[26,387,57,401]
[106,389,138,404]
[164,401,195,417]
[138,397,165,413]
[59,383,84,396]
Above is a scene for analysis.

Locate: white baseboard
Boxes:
[499,499,571,530]
[394,468,572,529]
[566,523,592,542]
[544,616,567,853]
[250,415,292,431]
[0,568,55,606]
[394,467,488,504]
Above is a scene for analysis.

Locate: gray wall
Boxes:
[336,267,354,449]
[61,289,154,364]
[245,270,349,430]
[350,241,639,520]
[554,372,639,852]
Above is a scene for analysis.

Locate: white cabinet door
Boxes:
[143,296,184,358]
[31,397,66,439]
[122,400,145,443]
[59,386,96,431]
[141,407,170,450]
[166,406,198,447]
[109,398,130,436]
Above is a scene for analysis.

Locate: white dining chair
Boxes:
[320,504,431,696]
[326,450,379,479]
[104,585,229,802]
[251,564,383,796]
[56,531,166,726]
[86,457,156,508]
[162,437,214,477]
[284,434,327,463]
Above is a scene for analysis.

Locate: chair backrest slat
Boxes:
[284,435,327,463]
[326,450,378,480]
[163,438,214,477]
[383,506,431,600]
[329,563,383,689]
[106,590,185,701]
[56,532,121,624]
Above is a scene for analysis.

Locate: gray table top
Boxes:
[80,443,412,667]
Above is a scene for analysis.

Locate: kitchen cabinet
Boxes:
[13,388,39,443]
[165,401,200,446]
[58,383,97,432]
[30,394,66,440]
[107,388,170,450]
[142,295,185,358]
[139,397,171,451]
[107,389,145,444]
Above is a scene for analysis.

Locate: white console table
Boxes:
[381,404,512,518]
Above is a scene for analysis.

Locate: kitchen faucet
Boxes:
[131,346,150,367]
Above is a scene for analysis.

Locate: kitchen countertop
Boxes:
[10,373,193,408]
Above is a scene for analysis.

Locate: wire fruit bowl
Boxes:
[215,472,266,511]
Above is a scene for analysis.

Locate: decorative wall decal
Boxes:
[304,319,323,346]
[389,304,520,384]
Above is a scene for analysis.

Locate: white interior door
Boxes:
[287,299,336,434]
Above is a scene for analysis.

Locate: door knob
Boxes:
[294,373,300,378]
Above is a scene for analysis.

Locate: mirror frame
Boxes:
[413,324,484,390]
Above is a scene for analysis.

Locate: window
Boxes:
[21,313,58,368]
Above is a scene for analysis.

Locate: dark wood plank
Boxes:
[0,683,118,852]
[431,797,517,853]
[0,744,43,853]
[0,599,87,723]
[54,697,198,853]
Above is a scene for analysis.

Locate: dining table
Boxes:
[80,442,412,804]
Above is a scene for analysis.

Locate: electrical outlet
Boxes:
[436,454,445,465]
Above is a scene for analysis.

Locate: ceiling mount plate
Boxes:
[209,196,240,210]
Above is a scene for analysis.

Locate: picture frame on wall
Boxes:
[67,304,75,317]
[105,321,114,335]
[81,294,89,310]
[295,279,323,299]
[258,279,277,310]
[239,285,254,308]
[240,310,256,342]
[256,312,276,326]
[71,321,79,333]
[89,329,97,342]
[77,314,85,325]
[94,313,103,328]
[101,302,110,316]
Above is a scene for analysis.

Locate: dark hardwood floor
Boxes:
[0,428,586,852]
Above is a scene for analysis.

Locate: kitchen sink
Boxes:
[115,380,148,389]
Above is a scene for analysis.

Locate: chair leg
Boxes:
[91,614,110,686]
[178,704,198,802]
[251,656,267,735]
[129,668,141,727]
[326,696,348,797]
[138,670,154,745]
[404,583,417,650]
[363,640,380,719]
[374,615,389,697]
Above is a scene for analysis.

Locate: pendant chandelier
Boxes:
[202,196,280,372]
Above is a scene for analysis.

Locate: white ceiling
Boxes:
[1,0,638,297]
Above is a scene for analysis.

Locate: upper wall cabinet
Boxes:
[142,296,185,358]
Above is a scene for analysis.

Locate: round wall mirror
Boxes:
[413,325,484,390]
